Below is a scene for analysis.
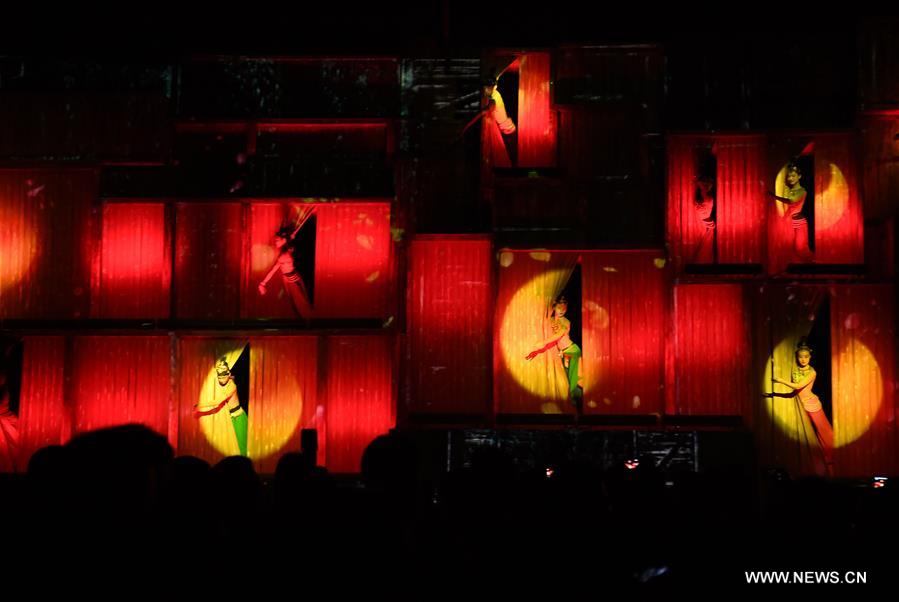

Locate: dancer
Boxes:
[193,357,247,457]
[458,76,518,165]
[258,207,315,319]
[525,296,583,406]
[768,162,813,263]
[692,174,717,263]
[765,340,834,472]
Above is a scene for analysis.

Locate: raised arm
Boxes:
[525,319,570,360]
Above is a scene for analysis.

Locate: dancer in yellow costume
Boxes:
[193,358,247,457]
[525,296,584,406]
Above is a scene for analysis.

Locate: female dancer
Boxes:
[767,341,834,471]
[768,162,813,263]
[258,207,315,319]
[193,357,247,457]
[525,296,583,406]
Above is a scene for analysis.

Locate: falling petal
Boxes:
[365,271,380,283]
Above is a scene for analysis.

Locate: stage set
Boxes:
[0,14,898,585]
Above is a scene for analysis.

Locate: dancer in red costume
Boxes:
[768,162,813,263]
[258,207,315,319]
[766,340,834,474]
[692,174,717,263]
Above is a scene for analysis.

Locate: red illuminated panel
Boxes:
[672,284,750,415]
[314,203,392,319]
[407,236,493,415]
[581,251,667,415]
[518,52,556,167]
[666,137,703,270]
[0,170,95,319]
[830,285,896,477]
[717,137,766,264]
[96,203,170,318]
[323,335,395,473]
[16,337,68,468]
[814,136,864,265]
[71,337,171,436]
[174,203,243,320]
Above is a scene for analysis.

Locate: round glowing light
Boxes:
[0,202,37,295]
[251,243,276,272]
[499,252,514,268]
[653,258,667,269]
[529,251,551,262]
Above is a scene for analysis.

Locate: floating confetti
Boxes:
[357,234,374,250]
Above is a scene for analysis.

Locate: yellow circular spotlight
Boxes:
[251,243,276,272]
[499,268,571,403]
